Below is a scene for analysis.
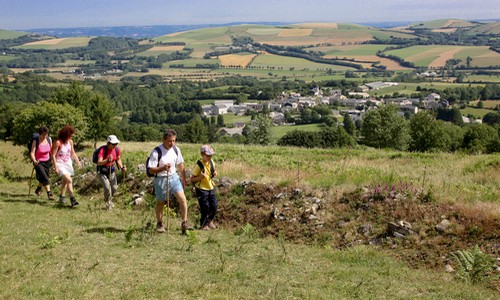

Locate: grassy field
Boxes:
[0,29,26,39]
[385,45,500,68]
[15,37,92,50]
[1,141,498,299]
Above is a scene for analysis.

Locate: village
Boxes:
[201,80,479,136]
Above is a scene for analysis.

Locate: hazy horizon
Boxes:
[1,0,499,31]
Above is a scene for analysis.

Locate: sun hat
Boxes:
[107,135,120,144]
[200,144,215,156]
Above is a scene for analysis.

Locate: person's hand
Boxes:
[107,156,112,162]
[121,165,127,173]
[164,163,171,171]
[33,159,39,166]
[54,167,60,175]
[213,170,218,177]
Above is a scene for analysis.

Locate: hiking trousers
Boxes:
[97,172,118,202]
[35,160,51,186]
[195,188,218,227]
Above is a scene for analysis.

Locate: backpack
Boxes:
[28,133,52,154]
[196,159,215,178]
[146,146,178,177]
[92,145,120,164]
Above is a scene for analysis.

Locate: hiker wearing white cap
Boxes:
[96,135,126,210]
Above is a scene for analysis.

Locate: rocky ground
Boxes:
[74,171,500,291]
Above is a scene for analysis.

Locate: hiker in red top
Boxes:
[96,135,126,210]
[30,126,55,200]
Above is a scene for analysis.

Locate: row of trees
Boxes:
[277,105,500,153]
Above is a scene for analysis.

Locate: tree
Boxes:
[183,115,208,143]
[409,111,440,152]
[482,112,500,127]
[462,124,499,153]
[84,93,117,146]
[343,113,355,135]
[319,126,356,148]
[12,101,87,153]
[247,114,273,145]
[361,105,410,150]
[217,114,225,127]
[277,130,319,148]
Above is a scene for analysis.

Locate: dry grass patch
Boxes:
[432,28,457,33]
[428,48,462,68]
[148,45,185,51]
[294,22,338,29]
[219,54,257,67]
[277,29,313,37]
[24,38,67,45]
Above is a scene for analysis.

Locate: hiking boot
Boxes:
[105,201,114,211]
[34,186,42,196]
[208,221,217,229]
[70,197,79,207]
[181,221,194,234]
[59,196,67,204]
[156,222,166,233]
[47,191,54,200]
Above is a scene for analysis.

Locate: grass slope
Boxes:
[1,137,498,298]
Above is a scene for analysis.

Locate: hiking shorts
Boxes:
[154,174,184,202]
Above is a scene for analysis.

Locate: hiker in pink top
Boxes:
[51,125,82,207]
[30,126,55,200]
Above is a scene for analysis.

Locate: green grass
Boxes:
[271,123,323,139]
[0,29,26,39]
[460,107,496,118]
[250,53,354,71]
[0,140,498,299]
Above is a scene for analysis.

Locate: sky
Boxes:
[1,0,499,30]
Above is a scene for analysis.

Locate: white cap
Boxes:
[107,135,120,144]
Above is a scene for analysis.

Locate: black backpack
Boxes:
[28,133,52,154]
[146,146,178,177]
[196,159,215,178]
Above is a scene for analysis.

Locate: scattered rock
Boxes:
[445,264,455,273]
[435,219,452,232]
[358,224,373,237]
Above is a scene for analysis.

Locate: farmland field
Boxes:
[136,45,186,57]
[386,45,500,68]
[0,29,26,39]
[219,53,257,68]
[15,37,92,49]
[250,52,354,71]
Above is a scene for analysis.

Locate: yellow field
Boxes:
[293,22,338,29]
[277,29,313,37]
[25,38,67,45]
[428,48,462,68]
[219,53,257,67]
[149,45,185,51]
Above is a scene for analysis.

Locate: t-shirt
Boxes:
[35,140,51,162]
[192,159,215,191]
[98,146,120,167]
[147,145,184,177]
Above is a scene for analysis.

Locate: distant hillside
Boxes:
[22,22,286,39]
[408,19,478,30]
[154,23,418,46]
[0,29,27,40]
[465,22,500,34]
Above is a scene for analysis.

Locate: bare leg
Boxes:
[155,202,164,223]
[174,191,188,222]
